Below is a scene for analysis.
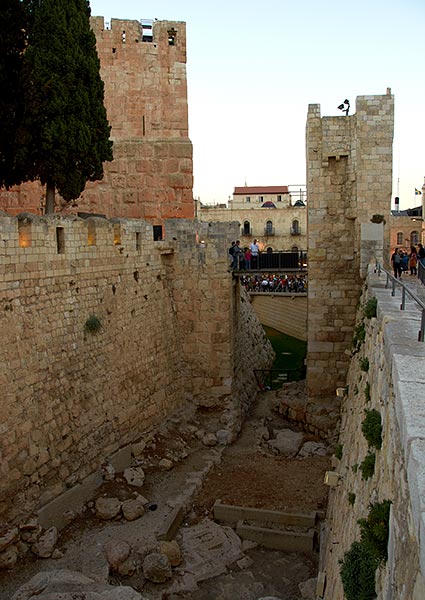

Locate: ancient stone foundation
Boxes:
[0,213,273,524]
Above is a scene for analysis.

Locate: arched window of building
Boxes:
[266,247,273,253]
[396,232,403,245]
[411,230,419,245]
[265,220,273,235]
[291,245,298,252]
[243,220,251,235]
[291,219,300,235]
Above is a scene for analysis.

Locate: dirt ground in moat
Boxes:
[0,387,331,600]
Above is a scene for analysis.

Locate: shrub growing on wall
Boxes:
[358,500,391,563]
[364,297,377,319]
[340,541,379,600]
[360,452,375,480]
[362,409,382,450]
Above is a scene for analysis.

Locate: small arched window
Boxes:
[291,219,300,234]
[243,220,251,235]
[265,220,273,234]
[411,230,419,245]
[396,232,403,245]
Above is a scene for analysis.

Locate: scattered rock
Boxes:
[124,467,145,487]
[215,429,233,445]
[241,539,258,552]
[143,552,172,583]
[132,441,146,458]
[31,527,58,558]
[0,527,19,552]
[62,509,76,525]
[19,518,38,531]
[299,576,317,599]
[159,458,174,470]
[117,557,137,577]
[11,570,144,600]
[298,441,328,457]
[159,540,182,567]
[202,433,217,447]
[51,548,64,560]
[102,463,115,481]
[122,498,145,521]
[268,429,304,457]
[95,497,122,520]
[237,555,253,569]
[104,540,131,571]
[0,545,19,570]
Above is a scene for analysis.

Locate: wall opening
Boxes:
[113,224,122,246]
[135,231,141,251]
[153,225,163,241]
[56,227,65,254]
[87,222,96,246]
[18,219,32,248]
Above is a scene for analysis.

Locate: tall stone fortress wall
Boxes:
[0,17,194,224]
[0,213,273,523]
[320,269,425,599]
[306,91,393,402]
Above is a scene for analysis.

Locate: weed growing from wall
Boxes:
[340,500,391,600]
[352,321,366,352]
[362,410,382,450]
[84,315,102,334]
[340,541,379,600]
[360,357,370,372]
[348,492,356,506]
[364,297,377,319]
[358,500,391,563]
[360,452,376,480]
[365,382,371,403]
[334,444,343,460]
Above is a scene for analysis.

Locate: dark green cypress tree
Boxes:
[0,0,26,188]
[20,0,113,212]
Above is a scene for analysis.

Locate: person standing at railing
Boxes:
[409,246,418,276]
[232,240,244,269]
[391,248,402,279]
[244,247,252,270]
[250,239,259,269]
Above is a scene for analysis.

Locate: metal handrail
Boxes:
[376,262,425,342]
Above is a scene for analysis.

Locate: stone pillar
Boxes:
[306,91,394,402]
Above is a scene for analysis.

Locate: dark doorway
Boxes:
[153,225,163,241]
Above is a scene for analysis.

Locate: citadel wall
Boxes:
[0,214,273,523]
[0,17,194,224]
[320,269,425,599]
[306,91,393,402]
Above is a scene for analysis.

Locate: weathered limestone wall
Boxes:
[0,214,273,523]
[320,269,425,599]
[0,17,194,223]
[250,294,307,341]
[306,91,394,401]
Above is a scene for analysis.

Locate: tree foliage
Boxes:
[0,0,113,211]
[0,0,26,187]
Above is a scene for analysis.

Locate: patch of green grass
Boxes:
[360,452,376,480]
[262,326,306,382]
[334,444,343,460]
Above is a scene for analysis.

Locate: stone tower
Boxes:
[306,90,394,402]
[0,17,194,225]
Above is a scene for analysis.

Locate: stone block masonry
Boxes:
[0,214,273,523]
[0,17,194,223]
[306,90,394,402]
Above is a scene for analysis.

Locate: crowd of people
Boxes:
[390,244,425,279]
[241,273,307,293]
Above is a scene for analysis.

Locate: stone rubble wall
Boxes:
[306,91,394,401]
[320,268,425,599]
[0,214,273,524]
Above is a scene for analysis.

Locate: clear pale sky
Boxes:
[90,0,425,209]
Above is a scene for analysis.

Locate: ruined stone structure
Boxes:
[306,91,394,401]
[0,17,194,228]
[319,270,425,599]
[0,214,273,524]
